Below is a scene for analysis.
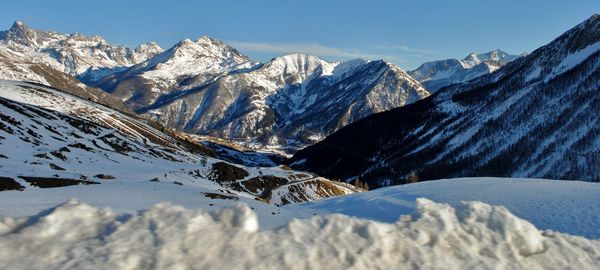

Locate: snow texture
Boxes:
[0,198,598,270]
[289,178,600,239]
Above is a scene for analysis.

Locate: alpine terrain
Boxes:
[0,80,359,209]
[0,21,431,154]
[290,14,600,187]
[0,4,599,269]
[87,47,430,154]
[0,21,162,112]
[409,49,522,92]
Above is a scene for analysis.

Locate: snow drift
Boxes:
[0,199,598,269]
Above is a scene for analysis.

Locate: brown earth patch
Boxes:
[241,176,289,196]
[19,176,100,188]
[0,177,25,191]
[208,162,249,183]
[49,163,65,170]
[202,192,239,201]
[94,174,116,180]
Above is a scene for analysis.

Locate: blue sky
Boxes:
[1,0,598,69]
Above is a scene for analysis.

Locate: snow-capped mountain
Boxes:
[290,14,600,187]
[0,21,429,155]
[86,36,256,110]
[0,80,357,206]
[0,21,163,77]
[153,53,428,154]
[409,49,521,92]
[0,46,131,112]
[95,49,428,154]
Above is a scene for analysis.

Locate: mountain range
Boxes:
[84,41,430,154]
[290,14,600,187]
[409,49,522,92]
[2,16,597,189]
[0,21,514,154]
[0,21,163,76]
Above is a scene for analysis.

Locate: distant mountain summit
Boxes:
[0,21,163,76]
[84,36,257,110]
[409,49,522,92]
[290,14,600,186]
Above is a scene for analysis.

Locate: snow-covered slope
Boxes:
[0,47,131,112]
[291,14,600,185]
[287,177,600,239]
[0,21,163,77]
[109,51,428,154]
[0,80,357,210]
[409,49,522,92]
[0,187,598,269]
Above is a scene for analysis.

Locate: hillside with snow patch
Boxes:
[0,80,358,211]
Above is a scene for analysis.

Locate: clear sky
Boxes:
[1,0,598,69]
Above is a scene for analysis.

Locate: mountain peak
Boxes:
[275,53,324,62]
[9,20,30,32]
[0,20,39,47]
[172,36,226,49]
[171,36,241,55]
[175,38,194,47]
[196,35,218,44]
[461,49,517,67]
[124,35,252,86]
[410,49,521,92]
[12,20,25,29]
[254,53,333,81]
[264,53,334,76]
[135,41,163,53]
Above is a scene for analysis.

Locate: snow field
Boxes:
[0,198,598,270]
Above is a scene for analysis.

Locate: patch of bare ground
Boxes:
[201,192,239,201]
[233,176,289,200]
[94,174,115,180]
[68,143,94,152]
[19,176,100,188]
[276,180,349,206]
[208,162,249,183]
[49,163,65,170]
[0,177,25,191]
